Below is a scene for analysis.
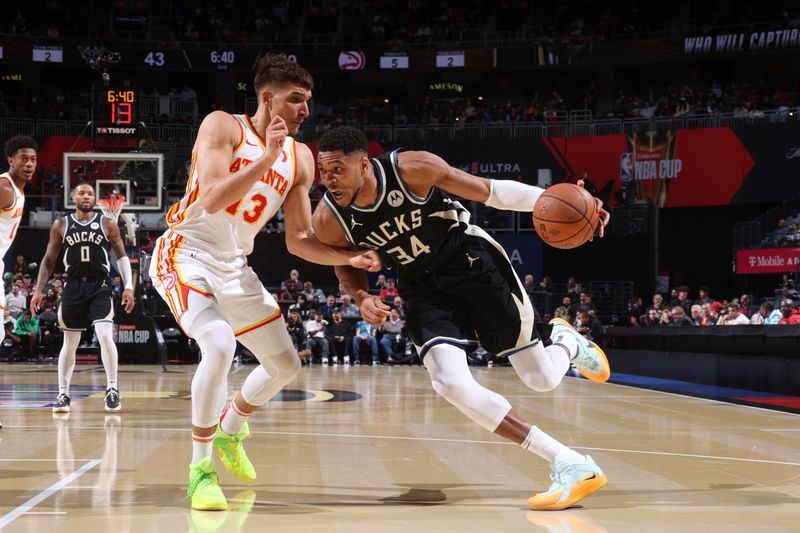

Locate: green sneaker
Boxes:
[188,456,228,511]
[214,422,257,482]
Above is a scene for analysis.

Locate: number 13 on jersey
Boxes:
[225,193,268,224]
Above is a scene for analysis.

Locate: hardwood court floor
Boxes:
[0,363,799,532]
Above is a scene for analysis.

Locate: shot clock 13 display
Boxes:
[95,88,139,134]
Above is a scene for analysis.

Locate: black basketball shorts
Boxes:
[399,233,539,359]
[58,278,114,331]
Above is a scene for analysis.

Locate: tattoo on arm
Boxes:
[103,217,127,258]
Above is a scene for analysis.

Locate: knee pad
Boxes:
[509,344,565,392]
[240,348,301,406]
[424,344,511,432]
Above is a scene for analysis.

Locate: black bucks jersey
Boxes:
[322,149,538,359]
[62,213,112,279]
[59,213,115,331]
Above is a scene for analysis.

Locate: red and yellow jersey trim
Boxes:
[234,308,282,337]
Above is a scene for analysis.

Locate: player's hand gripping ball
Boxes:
[533,182,603,249]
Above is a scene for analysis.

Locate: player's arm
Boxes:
[30,218,65,314]
[399,151,610,236]
[312,202,390,326]
[196,112,288,214]
[0,180,15,210]
[103,217,135,314]
[283,143,381,271]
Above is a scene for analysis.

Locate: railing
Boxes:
[3,108,797,147]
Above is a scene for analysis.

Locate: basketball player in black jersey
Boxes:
[313,126,612,511]
[31,182,135,412]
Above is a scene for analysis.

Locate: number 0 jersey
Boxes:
[62,213,112,279]
[0,172,25,258]
[164,114,297,261]
[321,149,473,278]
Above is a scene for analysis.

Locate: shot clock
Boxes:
[95,87,139,135]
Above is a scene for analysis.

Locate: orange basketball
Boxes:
[532,183,599,249]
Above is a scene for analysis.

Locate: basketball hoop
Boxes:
[98,198,124,222]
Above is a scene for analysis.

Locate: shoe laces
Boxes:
[107,389,119,402]
[188,469,219,499]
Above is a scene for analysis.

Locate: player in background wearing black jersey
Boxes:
[313,126,611,511]
[31,182,135,412]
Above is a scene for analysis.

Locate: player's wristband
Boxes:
[485,179,545,212]
[116,256,134,290]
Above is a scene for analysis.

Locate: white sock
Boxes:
[191,434,214,464]
[520,425,585,465]
[95,322,119,390]
[550,333,578,360]
[58,330,81,395]
[219,399,250,436]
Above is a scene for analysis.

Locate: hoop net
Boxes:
[98,198,124,222]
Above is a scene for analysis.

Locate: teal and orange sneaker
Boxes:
[213,422,256,482]
[528,455,607,511]
[549,318,610,382]
[188,456,227,511]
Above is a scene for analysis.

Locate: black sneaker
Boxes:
[52,394,71,413]
[104,388,121,412]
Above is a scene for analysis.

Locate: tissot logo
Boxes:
[459,162,522,175]
[786,148,800,159]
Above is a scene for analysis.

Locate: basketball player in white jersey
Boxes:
[0,135,37,431]
[149,54,379,510]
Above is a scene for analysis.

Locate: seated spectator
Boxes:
[14,255,28,275]
[538,276,552,292]
[554,296,572,320]
[641,308,660,326]
[523,274,536,294]
[286,311,308,355]
[379,308,407,362]
[627,296,643,327]
[301,281,325,306]
[326,309,353,364]
[392,295,406,319]
[317,295,338,321]
[566,277,581,298]
[694,286,712,307]
[14,310,39,360]
[38,305,61,360]
[339,294,361,319]
[304,310,330,364]
[777,298,800,324]
[6,284,26,318]
[658,309,673,326]
[280,280,301,302]
[282,269,302,293]
[718,302,750,325]
[648,293,665,314]
[352,319,379,365]
[288,294,311,320]
[21,274,34,295]
[373,274,387,290]
[669,285,692,315]
[379,278,399,305]
[669,306,693,326]
[690,304,703,325]
[771,219,790,245]
[3,272,14,294]
[576,292,596,314]
[750,301,774,325]
[576,311,604,342]
[2,316,22,359]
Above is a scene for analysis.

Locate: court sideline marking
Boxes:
[7,425,800,467]
[0,459,101,528]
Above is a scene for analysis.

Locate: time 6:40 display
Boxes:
[210,50,235,64]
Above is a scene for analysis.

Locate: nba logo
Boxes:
[620,153,634,183]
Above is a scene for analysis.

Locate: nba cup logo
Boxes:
[623,130,680,207]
